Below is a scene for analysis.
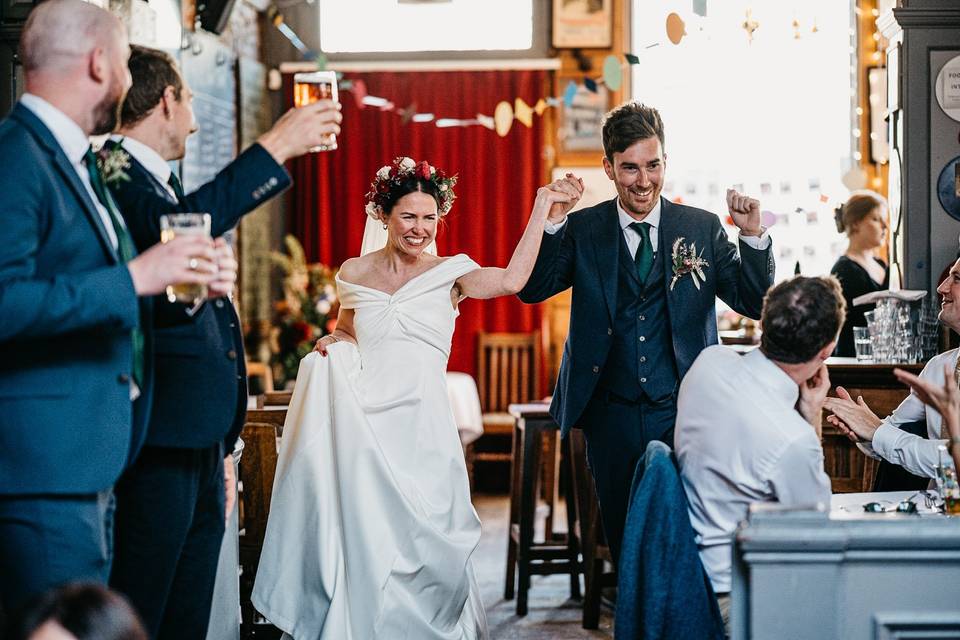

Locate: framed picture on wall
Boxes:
[552,0,612,49]
[557,79,609,159]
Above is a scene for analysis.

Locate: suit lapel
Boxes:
[105,138,178,205]
[13,105,119,263]
[590,199,620,323]
[659,198,684,331]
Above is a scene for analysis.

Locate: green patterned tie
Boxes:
[167,172,185,201]
[84,148,144,388]
[629,221,654,283]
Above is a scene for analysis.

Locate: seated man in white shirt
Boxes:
[824,258,960,479]
[675,275,841,625]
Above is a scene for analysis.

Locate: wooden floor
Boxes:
[473,494,614,639]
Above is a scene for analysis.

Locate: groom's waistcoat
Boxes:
[596,232,679,404]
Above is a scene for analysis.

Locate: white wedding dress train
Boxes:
[252,254,488,640]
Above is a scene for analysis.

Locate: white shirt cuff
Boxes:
[871,421,899,460]
[739,228,771,250]
[544,217,568,235]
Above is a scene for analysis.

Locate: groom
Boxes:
[518,102,775,563]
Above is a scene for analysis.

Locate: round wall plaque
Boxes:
[937,155,960,221]
[935,55,960,122]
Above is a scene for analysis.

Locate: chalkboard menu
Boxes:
[179,31,237,193]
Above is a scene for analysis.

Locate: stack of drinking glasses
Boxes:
[918,294,941,361]
[855,295,936,363]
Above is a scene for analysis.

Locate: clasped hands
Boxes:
[823,363,960,444]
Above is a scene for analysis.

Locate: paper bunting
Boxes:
[398,103,418,124]
[411,113,435,123]
[476,114,495,130]
[693,0,707,17]
[563,81,579,108]
[533,99,548,116]
[514,98,534,128]
[666,13,686,45]
[625,53,641,65]
[602,55,623,91]
[742,9,759,44]
[349,79,368,109]
[494,101,514,137]
[583,77,599,93]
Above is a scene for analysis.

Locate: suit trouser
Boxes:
[0,490,114,614]
[110,443,225,640]
[580,390,676,567]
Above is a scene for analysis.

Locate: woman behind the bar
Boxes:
[830,191,889,357]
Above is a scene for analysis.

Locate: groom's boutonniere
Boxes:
[96,147,131,185]
[669,237,709,291]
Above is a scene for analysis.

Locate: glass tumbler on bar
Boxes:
[160,213,211,311]
[853,326,873,362]
[293,71,339,152]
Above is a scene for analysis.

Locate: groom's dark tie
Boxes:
[84,147,144,388]
[167,172,185,201]
[629,221,654,283]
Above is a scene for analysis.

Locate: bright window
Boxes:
[318,0,534,53]
[632,0,855,280]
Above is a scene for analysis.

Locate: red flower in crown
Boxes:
[415,161,432,180]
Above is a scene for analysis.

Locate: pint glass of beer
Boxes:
[160,213,212,312]
[293,70,339,152]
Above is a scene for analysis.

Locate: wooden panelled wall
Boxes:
[540,0,632,389]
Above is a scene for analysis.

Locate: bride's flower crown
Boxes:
[364,156,458,219]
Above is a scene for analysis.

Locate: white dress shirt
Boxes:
[544,196,772,256]
[675,346,831,593]
[866,348,956,478]
[110,134,177,199]
[20,93,119,250]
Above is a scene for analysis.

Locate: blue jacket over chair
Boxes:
[615,440,725,640]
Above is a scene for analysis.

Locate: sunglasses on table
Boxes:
[862,490,938,514]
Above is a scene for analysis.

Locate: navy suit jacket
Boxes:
[0,104,154,494]
[518,197,775,437]
[105,139,290,450]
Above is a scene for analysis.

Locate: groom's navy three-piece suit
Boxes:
[104,138,289,638]
[519,197,774,563]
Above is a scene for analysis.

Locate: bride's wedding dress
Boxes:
[252,254,488,639]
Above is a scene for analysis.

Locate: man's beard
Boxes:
[91,79,125,136]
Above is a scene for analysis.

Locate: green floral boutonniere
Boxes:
[96,147,132,185]
[669,237,710,291]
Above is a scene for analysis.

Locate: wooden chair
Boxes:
[256,390,293,408]
[246,360,275,394]
[237,409,286,632]
[470,331,542,489]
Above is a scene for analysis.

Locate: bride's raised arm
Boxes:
[456,175,582,300]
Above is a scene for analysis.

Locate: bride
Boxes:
[252,157,583,639]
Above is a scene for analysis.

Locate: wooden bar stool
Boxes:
[568,428,617,629]
[504,403,582,616]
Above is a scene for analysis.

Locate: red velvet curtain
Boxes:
[284,69,547,376]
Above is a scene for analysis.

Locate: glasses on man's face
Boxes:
[863,499,918,514]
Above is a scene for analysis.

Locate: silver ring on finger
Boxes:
[188,257,199,270]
